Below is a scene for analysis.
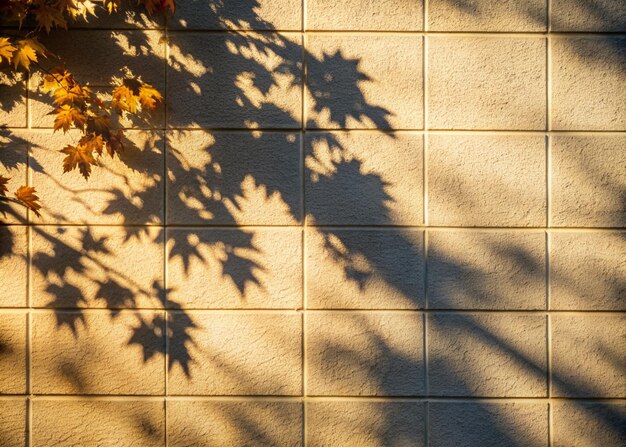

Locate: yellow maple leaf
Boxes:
[112,84,138,113]
[0,38,16,64]
[52,83,88,106]
[52,104,87,133]
[12,41,37,70]
[15,186,42,217]
[12,39,47,71]
[42,68,74,94]
[67,0,97,20]
[138,83,163,110]
[60,142,97,180]
[83,133,105,156]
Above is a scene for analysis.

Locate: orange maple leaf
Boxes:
[60,142,97,180]
[11,39,46,70]
[42,68,74,94]
[0,38,16,64]
[15,186,42,217]
[33,4,67,33]
[52,83,89,106]
[138,83,163,110]
[112,84,138,113]
[52,104,87,132]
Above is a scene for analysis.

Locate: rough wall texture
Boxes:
[1,1,625,446]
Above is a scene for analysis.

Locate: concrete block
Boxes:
[0,226,27,307]
[31,310,165,394]
[32,400,164,446]
[306,229,424,309]
[306,35,423,129]
[428,230,546,309]
[29,30,165,89]
[428,313,547,396]
[428,134,546,226]
[428,37,546,130]
[27,130,164,224]
[552,0,626,31]
[167,228,302,309]
[167,400,302,446]
[305,132,423,225]
[170,0,301,30]
[0,399,26,446]
[552,37,626,130]
[307,0,422,31]
[31,226,164,309]
[0,139,27,222]
[167,131,301,225]
[553,402,626,447]
[428,0,546,31]
[552,314,626,397]
[429,402,548,447]
[0,313,27,394]
[168,313,302,395]
[550,232,625,310]
[551,135,626,227]
[0,71,26,128]
[307,401,425,446]
[307,312,424,396]
[69,4,163,29]
[167,33,302,128]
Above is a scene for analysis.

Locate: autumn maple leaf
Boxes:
[15,186,42,216]
[138,83,163,110]
[112,84,138,113]
[52,104,87,132]
[60,142,97,180]
[12,41,37,70]
[52,83,90,106]
[33,4,67,32]
[42,68,74,94]
[0,37,16,64]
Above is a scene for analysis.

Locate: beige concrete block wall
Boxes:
[0,1,625,446]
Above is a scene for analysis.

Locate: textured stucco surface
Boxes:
[0,0,625,446]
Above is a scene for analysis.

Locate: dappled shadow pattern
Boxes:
[0,0,625,445]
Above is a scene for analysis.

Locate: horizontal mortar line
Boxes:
[426,130,626,135]
[1,306,303,312]
[165,30,626,38]
[302,30,626,37]
[300,226,626,232]
[10,127,626,134]
[10,308,303,315]
[103,127,626,133]
[0,28,303,35]
[17,395,304,402]
[2,25,626,36]
[2,394,625,403]
[304,396,626,402]
[294,309,626,315]
[2,223,626,232]
[5,308,625,315]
